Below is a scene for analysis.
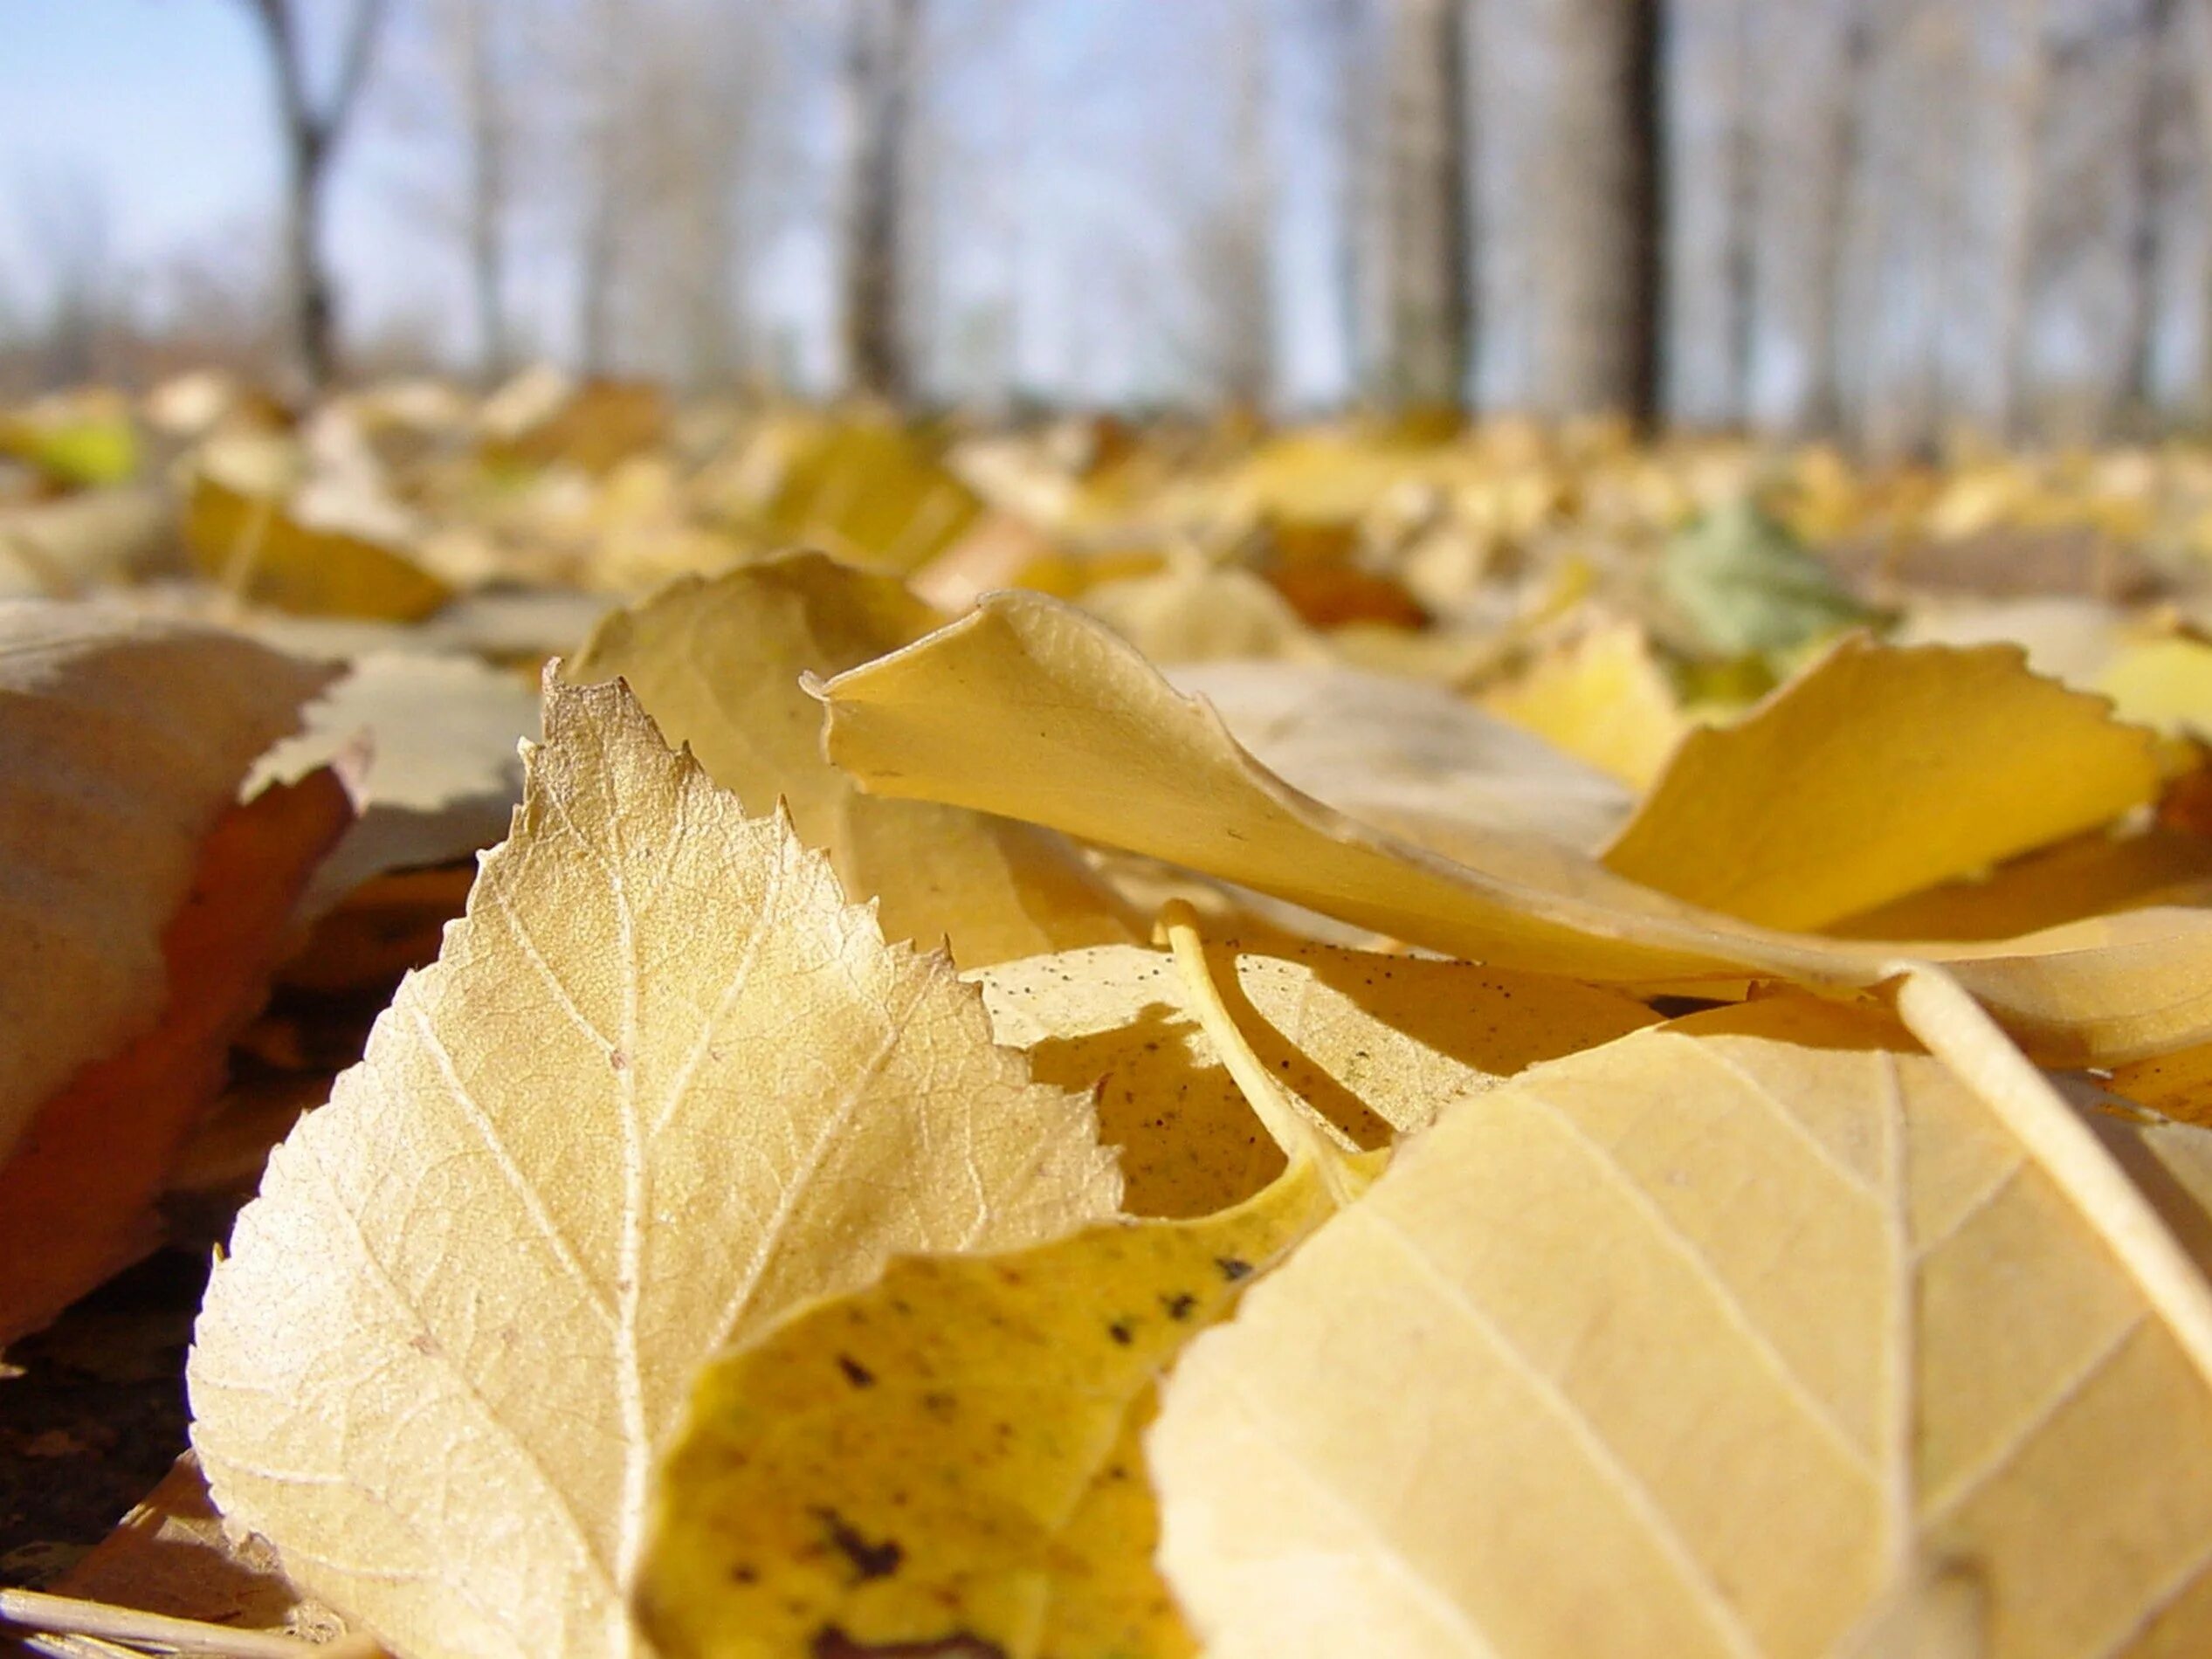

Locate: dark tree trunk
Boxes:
[1368,0,1472,410]
[842,0,922,403]
[239,0,389,394]
[1530,0,1664,420]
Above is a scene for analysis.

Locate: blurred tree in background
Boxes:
[8,0,2212,448]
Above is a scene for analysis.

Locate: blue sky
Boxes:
[0,3,274,256]
[0,2,421,344]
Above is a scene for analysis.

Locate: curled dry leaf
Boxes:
[817,592,2212,1065]
[568,551,1139,967]
[1149,997,2212,1659]
[0,599,333,1164]
[976,939,1653,1216]
[1602,637,2163,931]
[187,676,1120,1659]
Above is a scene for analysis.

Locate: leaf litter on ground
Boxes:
[25,391,2212,1658]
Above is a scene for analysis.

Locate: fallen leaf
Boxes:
[1261,561,1430,632]
[187,675,1120,1659]
[481,380,668,477]
[1080,563,1325,664]
[1478,616,1692,788]
[568,551,1139,967]
[250,650,541,911]
[637,1160,1334,1659]
[1150,995,2212,1659]
[0,393,140,490]
[0,767,351,1347]
[2109,1043,2212,1127]
[0,601,333,1165]
[816,591,2212,1064]
[1602,637,2164,931]
[183,473,452,623]
[0,487,172,599]
[712,414,982,573]
[977,938,1653,1215]
[638,901,1369,1659]
[1823,823,2212,943]
[1659,495,1877,657]
[48,1454,348,1648]
[2097,633,2212,740]
[1892,594,2126,689]
[1172,658,1634,856]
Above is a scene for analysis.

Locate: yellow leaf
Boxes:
[568,551,1140,967]
[978,938,1654,1216]
[184,474,452,623]
[481,380,669,477]
[637,1160,1336,1659]
[249,650,542,910]
[1174,657,1636,856]
[1150,995,2212,1659]
[2109,1043,2212,1126]
[1824,824,2212,943]
[187,676,1120,1659]
[1603,638,2162,931]
[0,600,331,1164]
[817,592,2212,1064]
[713,413,982,573]
[1080,563,1324,664]
[2096,633,2212,739]
[1479,617,1690,788]
[0,389,140,488]
[640,905,1373,1659]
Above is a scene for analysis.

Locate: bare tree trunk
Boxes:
[1306,0,1370,396]
[238,0,391,393]
[2123,0,2178,420]
[1366,0,1471,410]
[841,0,922,403]
[1992,0,2049,437]
[1802,0,1873,435]
[574,0,624,379]
[454,0,511,386]
[1526,0,1663,418]
[2188,0,2212,416]
[20,169,114,389]
[1220,0,1278,408]
[1722,0,1758,420]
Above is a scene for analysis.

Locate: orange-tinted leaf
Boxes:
[0,768,352,1347]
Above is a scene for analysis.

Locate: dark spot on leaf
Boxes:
[730,1563,758,1585]
[1161,1292,1197,1320]
[1216,1256,1252,1282]
[1106,1319,1134,1345]
[815,1508,904,1583]
[837,1353,876,1388]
